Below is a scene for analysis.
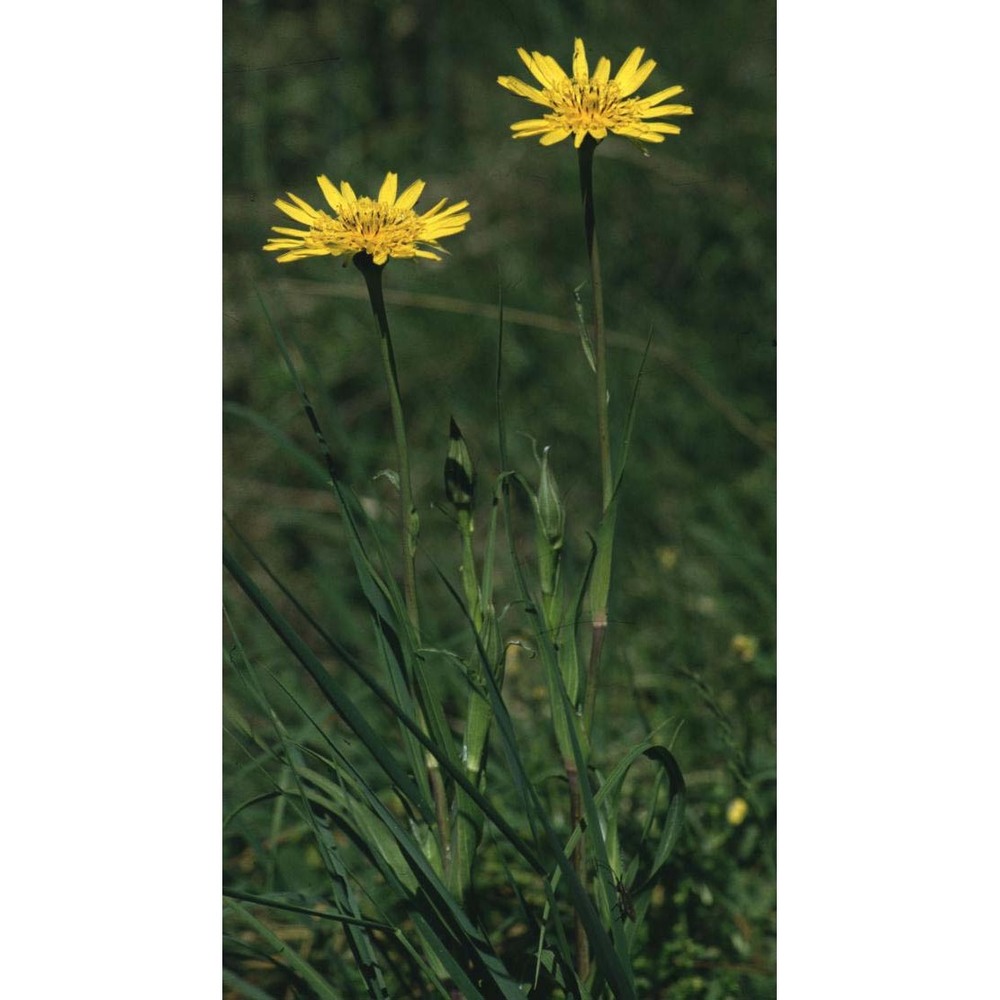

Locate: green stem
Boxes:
[582,618,607,737]
[566,761,590,985]
[355,254,421,638]
[578,137,612,513]
[578,138,615,745]
[459,512,482,629]
[571,137,617,988]
[355,253,451,871]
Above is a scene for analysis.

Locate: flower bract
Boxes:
[497,37,693,148]
[264,172,470,265]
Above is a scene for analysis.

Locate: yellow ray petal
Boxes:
[614,46,646,85]
[377,172,398,206]
[517,48,555,89]
[572,38,589,82]
[640,103,694,119]
[316,174,344,213]
[317,175,343,211]
[497,75,549,105]
[539,54,568,86]
[395,178,426,211]
[274,197,314,226]
[539,127,572,145]
[510,121,560,140]
[286,191,319,216]
[615,50,656,97]
[641,122,682,135]
[635,85,685,107]
[419,197,448,218]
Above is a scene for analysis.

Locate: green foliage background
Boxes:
[224,0,774,995]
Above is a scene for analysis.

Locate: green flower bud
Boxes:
[444,416,476,513]
[535,446,565,551]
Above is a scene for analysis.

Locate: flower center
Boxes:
[551,78,627,128]
[342,197,414,237]
[311,197,424,255]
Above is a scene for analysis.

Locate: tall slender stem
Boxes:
[355,254,451,870]
[565,763,590,984]
[356,254,421,637]
[578,137,613,513]
[572,135,619,989]
[578,138,615,746]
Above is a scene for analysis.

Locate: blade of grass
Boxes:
[322,728,526,1000]
[631,746,687,896]
[223,400,329,486]
[494,301,635,996]
[224,889,393,934]
[224,543,435,825]
[241,667,522,998]
[225,899,344,1000]
[435,561,634,999]
[226,617,393,997]
[225,526,544,875]
[410,912,487,1000]
[222,967,292,1000]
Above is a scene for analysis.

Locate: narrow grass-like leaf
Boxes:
[222,789,282,830]
[410,911,486,1000]
[494,307,635,996]
[330,478,407,637]
[224,544,434,825]
[631,746,687,895]
[572,282,598,374]
[253,280,446,823]
[252,704,522,998]
[329,477,461,829]
[225,525,544,874]
[323,733,526,999]
[368,606,436,809]
[223,400,330,486]
[611,326,654,494]
[405,647,461,778]
[227,556,540,994]
[225,900,343,1000]
[541,618,636,998]
[222,967,289,1000]
[293,757,419,894]
[227,624,392,997]
[436,557,634,998]
[288,762,391,997]
[224,889,393,933]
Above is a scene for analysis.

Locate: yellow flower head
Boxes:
[656,545,679,571]
[497,37,693,148]
[263,172,471,266]
[730,634,758,663]
[726,797,749,827]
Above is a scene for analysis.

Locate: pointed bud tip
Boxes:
[445,417,475,512]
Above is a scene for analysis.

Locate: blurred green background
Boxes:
[224,0,774,995]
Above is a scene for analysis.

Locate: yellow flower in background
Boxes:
[730,634,758,663]
[656,545,679,571]
[264,172,470,265]
[726,797,749,826]
[497,37,693,148]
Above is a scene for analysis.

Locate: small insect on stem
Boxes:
[600,864,636,923]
